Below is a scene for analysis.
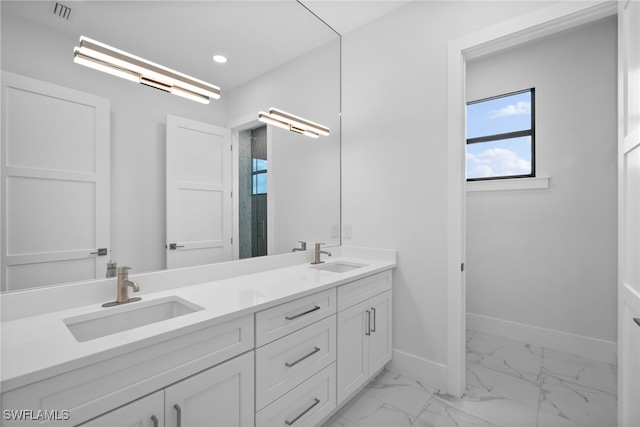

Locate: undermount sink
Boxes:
[64,296,203,342]
[312,261,366,273]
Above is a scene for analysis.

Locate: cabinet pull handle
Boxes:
[150,415,159,427]
[634,318,640,327]
[371,307,377,332]
[285,347,321,367]
[285,305,321,321]
[174,404,182,427]
[285,398,320,426]
[365,310,371,336]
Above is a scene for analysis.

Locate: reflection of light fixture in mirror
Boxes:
[73,36,221,104]
[258,108,330,138]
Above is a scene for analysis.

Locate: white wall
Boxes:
[341,1,561,385]
[465,17,617,350]
[1,15,226,275]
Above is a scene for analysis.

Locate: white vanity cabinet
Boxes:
[0,256,396,427]
[336,271,392,405]
[255,288,337,426]
[80,352,254,427]
[0,314,254,427]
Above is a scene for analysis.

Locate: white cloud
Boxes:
[489,101,531,119]
[467,148,530,179]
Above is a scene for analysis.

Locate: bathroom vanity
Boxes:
[0,248,395,426]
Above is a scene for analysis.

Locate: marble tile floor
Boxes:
[322,330,617,427]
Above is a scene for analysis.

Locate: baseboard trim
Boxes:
[466,312,617,364]
[386,349,447,391]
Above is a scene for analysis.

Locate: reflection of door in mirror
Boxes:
[166,116,232,270]
[239,126,268,259]
[1,72,110,292]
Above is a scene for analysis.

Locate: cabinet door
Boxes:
[165,351,254,427]
[336,300,369,404]
[368,290,392,374]
[79,391,163,427]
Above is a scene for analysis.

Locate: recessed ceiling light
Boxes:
[213,55,227,64]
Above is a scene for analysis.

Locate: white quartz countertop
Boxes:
[0,255,395,392]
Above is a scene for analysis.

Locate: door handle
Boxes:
[174,404,182,427]
[365,310,371,336]
[285,398,320,426]
[285,305,321,321]
[285,347,321,367]
[371,308,376,332]
[634,318,640,327]
[168,243,185,250]
[90,248,107,256]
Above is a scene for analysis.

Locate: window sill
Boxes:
[466,176,550,192]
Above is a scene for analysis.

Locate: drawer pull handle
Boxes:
[285,398,320,426]
[174,404,182,427]
[371,307,377,332]
[285,346,321,367]
[285,305,321,321]
[151,415,159,427]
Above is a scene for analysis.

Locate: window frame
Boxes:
[466,88,536,182]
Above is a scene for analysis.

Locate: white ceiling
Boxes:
[1,1,408,91]
[302,0,409,35]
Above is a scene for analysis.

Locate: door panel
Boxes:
[368,291,392,374]
[166,115,232,269]
[618,1,640,425]
[1,72,110,291]
[337,300,369,404]
[165,352,254,427]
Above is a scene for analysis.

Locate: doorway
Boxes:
[238,125,268,259]
[445,1,619,397]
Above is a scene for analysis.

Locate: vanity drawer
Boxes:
[337,270,392,311]
[256,315,336,410]
[256,362,336,427]
[0,314,254,427]
[256,288,336,347]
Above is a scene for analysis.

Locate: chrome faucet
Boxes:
[311,243,332,265]
[292,241,307,252]
[102,266,141,307]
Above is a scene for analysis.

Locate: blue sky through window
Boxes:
[466,90,533,179]
[252,158,267,194]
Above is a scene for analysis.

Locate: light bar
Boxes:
[258,108,329,138]
[73,36,220,104]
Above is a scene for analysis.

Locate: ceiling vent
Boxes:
[50,2,72,21]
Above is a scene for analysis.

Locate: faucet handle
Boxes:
[117,266,131,276]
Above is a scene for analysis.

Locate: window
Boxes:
[466,88,535,181]
[252,158,267,195]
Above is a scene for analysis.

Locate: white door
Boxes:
[0,72,110,292]
[164,351,254,427]
[166,115,232,269]
[368,290,392,375]
[79,390,163,427]
[618,1,640,425]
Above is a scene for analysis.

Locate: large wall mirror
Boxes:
[0,1,341,292]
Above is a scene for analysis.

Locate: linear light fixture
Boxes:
[258,108,330,138]
[73,36,220,104]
